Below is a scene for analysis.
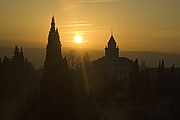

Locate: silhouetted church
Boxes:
[92,35,134,88]
[40,17,73,120]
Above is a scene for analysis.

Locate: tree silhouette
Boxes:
[128,59,140,103]
[65,50,82,71]
[0,46,38,120]
[40,17,74,120]
[128,59,152,106]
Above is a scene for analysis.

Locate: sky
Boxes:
[0,0,180,52]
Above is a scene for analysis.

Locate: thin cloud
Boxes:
[62,24,92,28]
[62,4,81,10]
[77,0,118,3]
[62,0,118,11]
[63,29,106,34]
[127,29,180,38]
[61,21,89,24]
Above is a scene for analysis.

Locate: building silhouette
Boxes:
[40,17,74,120]
[92,35,134,86]
[91,34,134,104]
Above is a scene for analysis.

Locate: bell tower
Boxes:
[105,35,119,58]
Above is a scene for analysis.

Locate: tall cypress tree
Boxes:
[40,17,74,120]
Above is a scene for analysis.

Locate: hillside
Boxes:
[1,47,180,69]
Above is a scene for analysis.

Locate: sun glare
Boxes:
[74,35,83,44]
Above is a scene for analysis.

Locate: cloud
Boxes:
[76,0,118,3]
[62,4,81,11]
[62,23,91,28]
[63,29,106,34]
[61,0,118,11]
[127,29,180,38]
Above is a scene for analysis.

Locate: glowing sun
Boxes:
[74,35,83,43]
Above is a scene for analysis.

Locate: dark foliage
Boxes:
[0,46,39,120]
[40,17,74,120]
[128,59,180,120]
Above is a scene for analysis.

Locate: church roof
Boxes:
[108,35,116,44]
[92,57,134,65]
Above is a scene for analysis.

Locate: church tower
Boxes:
[105,35,119,58]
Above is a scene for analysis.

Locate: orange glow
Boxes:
[0,0,180,52]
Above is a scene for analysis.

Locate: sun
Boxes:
[74,35,83,44]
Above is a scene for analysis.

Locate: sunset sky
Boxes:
[0,0,180,52]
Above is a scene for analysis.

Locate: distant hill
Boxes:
[120,51,180,68]
[1,47,180,69]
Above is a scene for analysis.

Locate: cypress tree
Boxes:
[40,17,74,120]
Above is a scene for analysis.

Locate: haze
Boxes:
[0,0,180,52]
